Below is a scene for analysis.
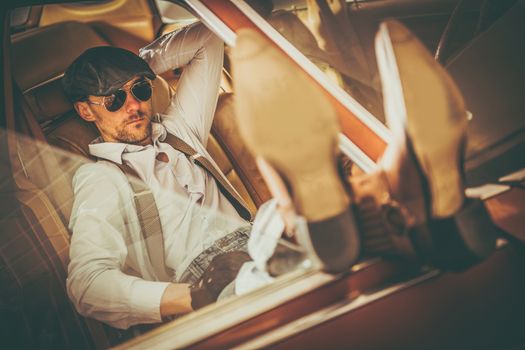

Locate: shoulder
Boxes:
[72,161,131,195]
[74,161,124,180]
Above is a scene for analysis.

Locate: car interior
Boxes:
[1,0,524,349]
[5,0,282,346]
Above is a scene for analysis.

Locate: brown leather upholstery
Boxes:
[11,21,109,91]
[46,113,99,158]
[212,93,271,208]
[24,78,71,124]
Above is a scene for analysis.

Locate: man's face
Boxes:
[75,76,154,146]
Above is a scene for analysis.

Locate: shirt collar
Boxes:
[88,121,167,164]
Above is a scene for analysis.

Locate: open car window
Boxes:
[244,0,386,123]
[239,0,525,185]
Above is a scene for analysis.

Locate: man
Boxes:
[64,20,495,331]
[64,23,253,329]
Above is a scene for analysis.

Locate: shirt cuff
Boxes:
[129,279,171,324]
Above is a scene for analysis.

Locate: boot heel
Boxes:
[296,210,361,273]
[412,199,497,270]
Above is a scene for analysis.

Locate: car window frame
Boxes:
[190,0,391,172]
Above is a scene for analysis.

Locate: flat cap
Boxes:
[62,46,156,102]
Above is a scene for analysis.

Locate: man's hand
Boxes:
[190,252,251,310]
[160,252,250,316]
[160,283,193,317]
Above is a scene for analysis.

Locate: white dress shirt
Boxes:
[67,23,246,329]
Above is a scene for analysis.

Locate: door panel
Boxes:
[268,245,525,350]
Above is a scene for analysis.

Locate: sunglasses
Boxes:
[87,79,153,112]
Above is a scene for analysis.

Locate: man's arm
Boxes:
[67,163,192,329]
[139,23,224,145]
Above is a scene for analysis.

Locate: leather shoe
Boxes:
[375,19,468,223]
[351,20,496,267]
[231,28,360,273]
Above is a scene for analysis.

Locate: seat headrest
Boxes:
[25,78,71,124]
[151,75,174,116]
[11,21,109,92]
[46,112,100,159]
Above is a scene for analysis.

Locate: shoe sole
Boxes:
[232,29,360,272]
[375,20,468,219]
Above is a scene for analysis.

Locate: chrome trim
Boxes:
[465,167,525,200]
[16,150,29,179]
[23,73,64,94]
[230,0,392,145]
[339,134,377,173]
[232,269,441,350]
[351,257,382,271]
[499,167,525,183]
[465,184,510,200]
[185,0,237,46]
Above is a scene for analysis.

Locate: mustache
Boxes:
[126,111,151,124]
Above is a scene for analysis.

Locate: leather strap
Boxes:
[113,162,174,282]
[164,133,253,221]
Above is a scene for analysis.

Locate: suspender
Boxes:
[111,133,253,281]
[113,162,174,281]
[164,134,253,221]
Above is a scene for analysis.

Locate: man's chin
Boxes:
[131,130,152,145]
[119,123,152,145]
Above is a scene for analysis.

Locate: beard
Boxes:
[116,111,153,144]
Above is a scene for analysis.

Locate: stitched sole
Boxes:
[232,29,360,272]
[375,20,467,219]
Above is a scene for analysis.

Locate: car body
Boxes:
[1,0,524,349]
